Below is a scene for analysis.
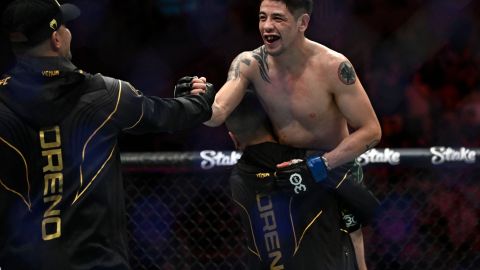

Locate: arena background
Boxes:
[1,0,479,269]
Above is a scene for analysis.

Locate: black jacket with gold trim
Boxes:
[0,56,212,270]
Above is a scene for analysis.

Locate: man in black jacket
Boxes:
[0,1,215,269]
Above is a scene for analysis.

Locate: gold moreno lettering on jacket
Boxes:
[256,193,284,270]
[39,125,64,241]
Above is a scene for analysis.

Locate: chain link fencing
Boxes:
[122,150,480,269]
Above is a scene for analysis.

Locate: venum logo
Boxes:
[430,147,476,165]
[357,148,400,166]
[289,173,306,194]
[200,151,241,170]
[49,19,58,30]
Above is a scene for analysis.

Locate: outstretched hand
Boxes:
[174,76,208,97]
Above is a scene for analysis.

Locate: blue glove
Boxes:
[275,155,334,193]
[305,155,329,183]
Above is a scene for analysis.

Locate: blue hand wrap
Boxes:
[306,155,328,183]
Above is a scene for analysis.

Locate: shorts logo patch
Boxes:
[289,173,306,194]
[343,214,358,228]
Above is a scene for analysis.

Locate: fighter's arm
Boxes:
[342,205,368,270]
[350,229,368,270]
[107,77,215,134]
[323,57,381,168]
[204,52,253,127]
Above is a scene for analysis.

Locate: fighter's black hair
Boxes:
[225,89,275,145]
[259,0,313,16]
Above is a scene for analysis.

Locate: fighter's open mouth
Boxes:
[264,35,280,43]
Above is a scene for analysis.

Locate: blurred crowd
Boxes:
[364,166,480,269]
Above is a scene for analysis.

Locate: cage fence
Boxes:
[122,148,480,270]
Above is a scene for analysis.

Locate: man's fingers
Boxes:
[192,77,207,83]
[176,76,209,96]
[191,77,206,82]
[277,161,290,168]
[174,75,209,98]
[190,89,206,95]
[192,82,207,90]
[277,159,304,168]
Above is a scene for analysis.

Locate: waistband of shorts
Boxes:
[240,142,307,170]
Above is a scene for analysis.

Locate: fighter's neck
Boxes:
[269,38,312,70]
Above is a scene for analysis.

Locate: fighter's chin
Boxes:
[264,45,283,57]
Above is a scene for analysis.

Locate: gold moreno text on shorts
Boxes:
[257,193,285,270]
[39,125,64,241]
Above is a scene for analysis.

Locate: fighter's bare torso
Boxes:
[207,37,378,161]
[206,0,380,167]
[237,42,351,150]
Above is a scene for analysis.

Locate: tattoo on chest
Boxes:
[338,61,357,85]
[252,46,271,83]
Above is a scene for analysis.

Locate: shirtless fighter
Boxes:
[200,0,382,269]
[225,90,368,269]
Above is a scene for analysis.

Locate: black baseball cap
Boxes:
[2,0,81,46]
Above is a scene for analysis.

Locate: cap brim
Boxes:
[60,3,81,22]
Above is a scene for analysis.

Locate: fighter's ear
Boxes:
[50,30,61,51]
[228,131,242,150]
[297,13,310,32]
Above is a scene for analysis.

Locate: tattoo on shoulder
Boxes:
[366,140,379,151]
[252,46,271,83]
[338,61,357,85]
[227,54,252,81]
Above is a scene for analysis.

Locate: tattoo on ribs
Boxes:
[252,46,271,83]
[338,61,357,85]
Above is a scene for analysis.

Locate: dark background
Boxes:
[1,2,479,269]
[1,0,480,152]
